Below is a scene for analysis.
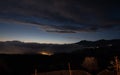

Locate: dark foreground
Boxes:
[0,46,120,75]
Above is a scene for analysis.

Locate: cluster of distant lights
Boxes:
[38,51,54,56]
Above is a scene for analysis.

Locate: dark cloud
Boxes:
[0,0,120,33]
[46,30,76,33]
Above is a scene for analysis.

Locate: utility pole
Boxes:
[68,62,72,75]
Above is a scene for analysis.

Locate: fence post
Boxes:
[35,68,37,75]
[68,62,72,75]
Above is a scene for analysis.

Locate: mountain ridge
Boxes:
[0,39,120,54]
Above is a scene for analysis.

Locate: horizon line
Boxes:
[0,39,119,45]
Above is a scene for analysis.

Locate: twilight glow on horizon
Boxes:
[0,0,120,44]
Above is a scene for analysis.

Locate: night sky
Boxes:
[0,0,120,44]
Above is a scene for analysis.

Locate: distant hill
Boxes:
[0,40,81,54]
[75,39,120,48]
